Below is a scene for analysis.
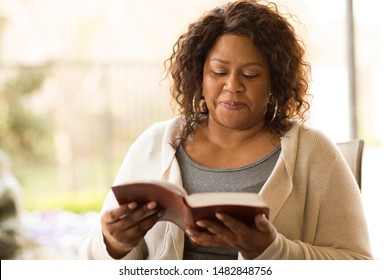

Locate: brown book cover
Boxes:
[111,180,269,231]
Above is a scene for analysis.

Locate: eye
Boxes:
[243,73,259,79]
[213,71,227,77]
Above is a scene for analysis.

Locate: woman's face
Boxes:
[202,34,271,132]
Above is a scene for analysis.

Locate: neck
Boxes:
[203,118,269,149]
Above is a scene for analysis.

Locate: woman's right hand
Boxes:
[101,201,164,259]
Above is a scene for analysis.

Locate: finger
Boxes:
[118,202,138,219]
[188,222,229,248]
[126,201,158,225]
[128,202,138,210]
[255,213,272,232]
[184,230,205,247]
[194,219,226,237]
[189,236,213,247]
[102,203,137,224]
[125,209,165,239]
[187,234,215,248]
[185,228,198,238]
[104,208,165,247]
[215,213,247,235]
[103,201,158,229]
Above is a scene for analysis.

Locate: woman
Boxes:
[79,0,372,260]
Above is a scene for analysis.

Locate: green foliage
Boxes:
[15,159,109,212]
[0,67,52,160]
[1,67,114,212]
[24,188,107,213]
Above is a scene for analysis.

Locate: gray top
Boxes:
[175,144,281,260]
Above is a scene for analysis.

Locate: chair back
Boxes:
[336,139,364,191]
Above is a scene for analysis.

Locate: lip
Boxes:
[219,101,246,110]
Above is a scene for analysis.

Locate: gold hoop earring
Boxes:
[192,95,197,113]
[269,94,278,123]
[199,97,208,113]
[192,94,208,113]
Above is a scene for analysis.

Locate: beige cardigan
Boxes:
[79,117,372,260]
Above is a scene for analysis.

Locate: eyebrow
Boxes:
[210,58,266,68]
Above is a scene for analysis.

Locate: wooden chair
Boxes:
[336,139,364,191]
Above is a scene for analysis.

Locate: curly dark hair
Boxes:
[165,0,311,142]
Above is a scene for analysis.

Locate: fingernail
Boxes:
[196,221,205,227]
[190,236,199,245]
[215,213,223,220]
[185,229,194,237]
[128,202,137,209]
[147,201,157,210]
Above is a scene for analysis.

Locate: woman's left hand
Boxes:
[185,213,277,259]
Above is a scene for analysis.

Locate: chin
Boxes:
[218,119,252,131]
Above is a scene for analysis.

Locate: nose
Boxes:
[223,73,244,93]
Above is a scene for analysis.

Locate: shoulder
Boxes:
[280,122,354,191]
[286,122,336,147]
[134,117,183,145]
[112,117,182,185]
[301,124,334,144]
[300,124,338,153]
[282,121,340,161]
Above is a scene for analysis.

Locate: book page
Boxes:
[184,192,269,227]
[185,192,267,208]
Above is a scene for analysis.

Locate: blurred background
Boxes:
[0,0,388,259]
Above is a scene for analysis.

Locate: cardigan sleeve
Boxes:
[78,227,147,260]
[78,118,180,259]
[301,153,372,259]
[255,152,372,260]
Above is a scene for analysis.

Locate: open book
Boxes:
[111,180,269,231]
